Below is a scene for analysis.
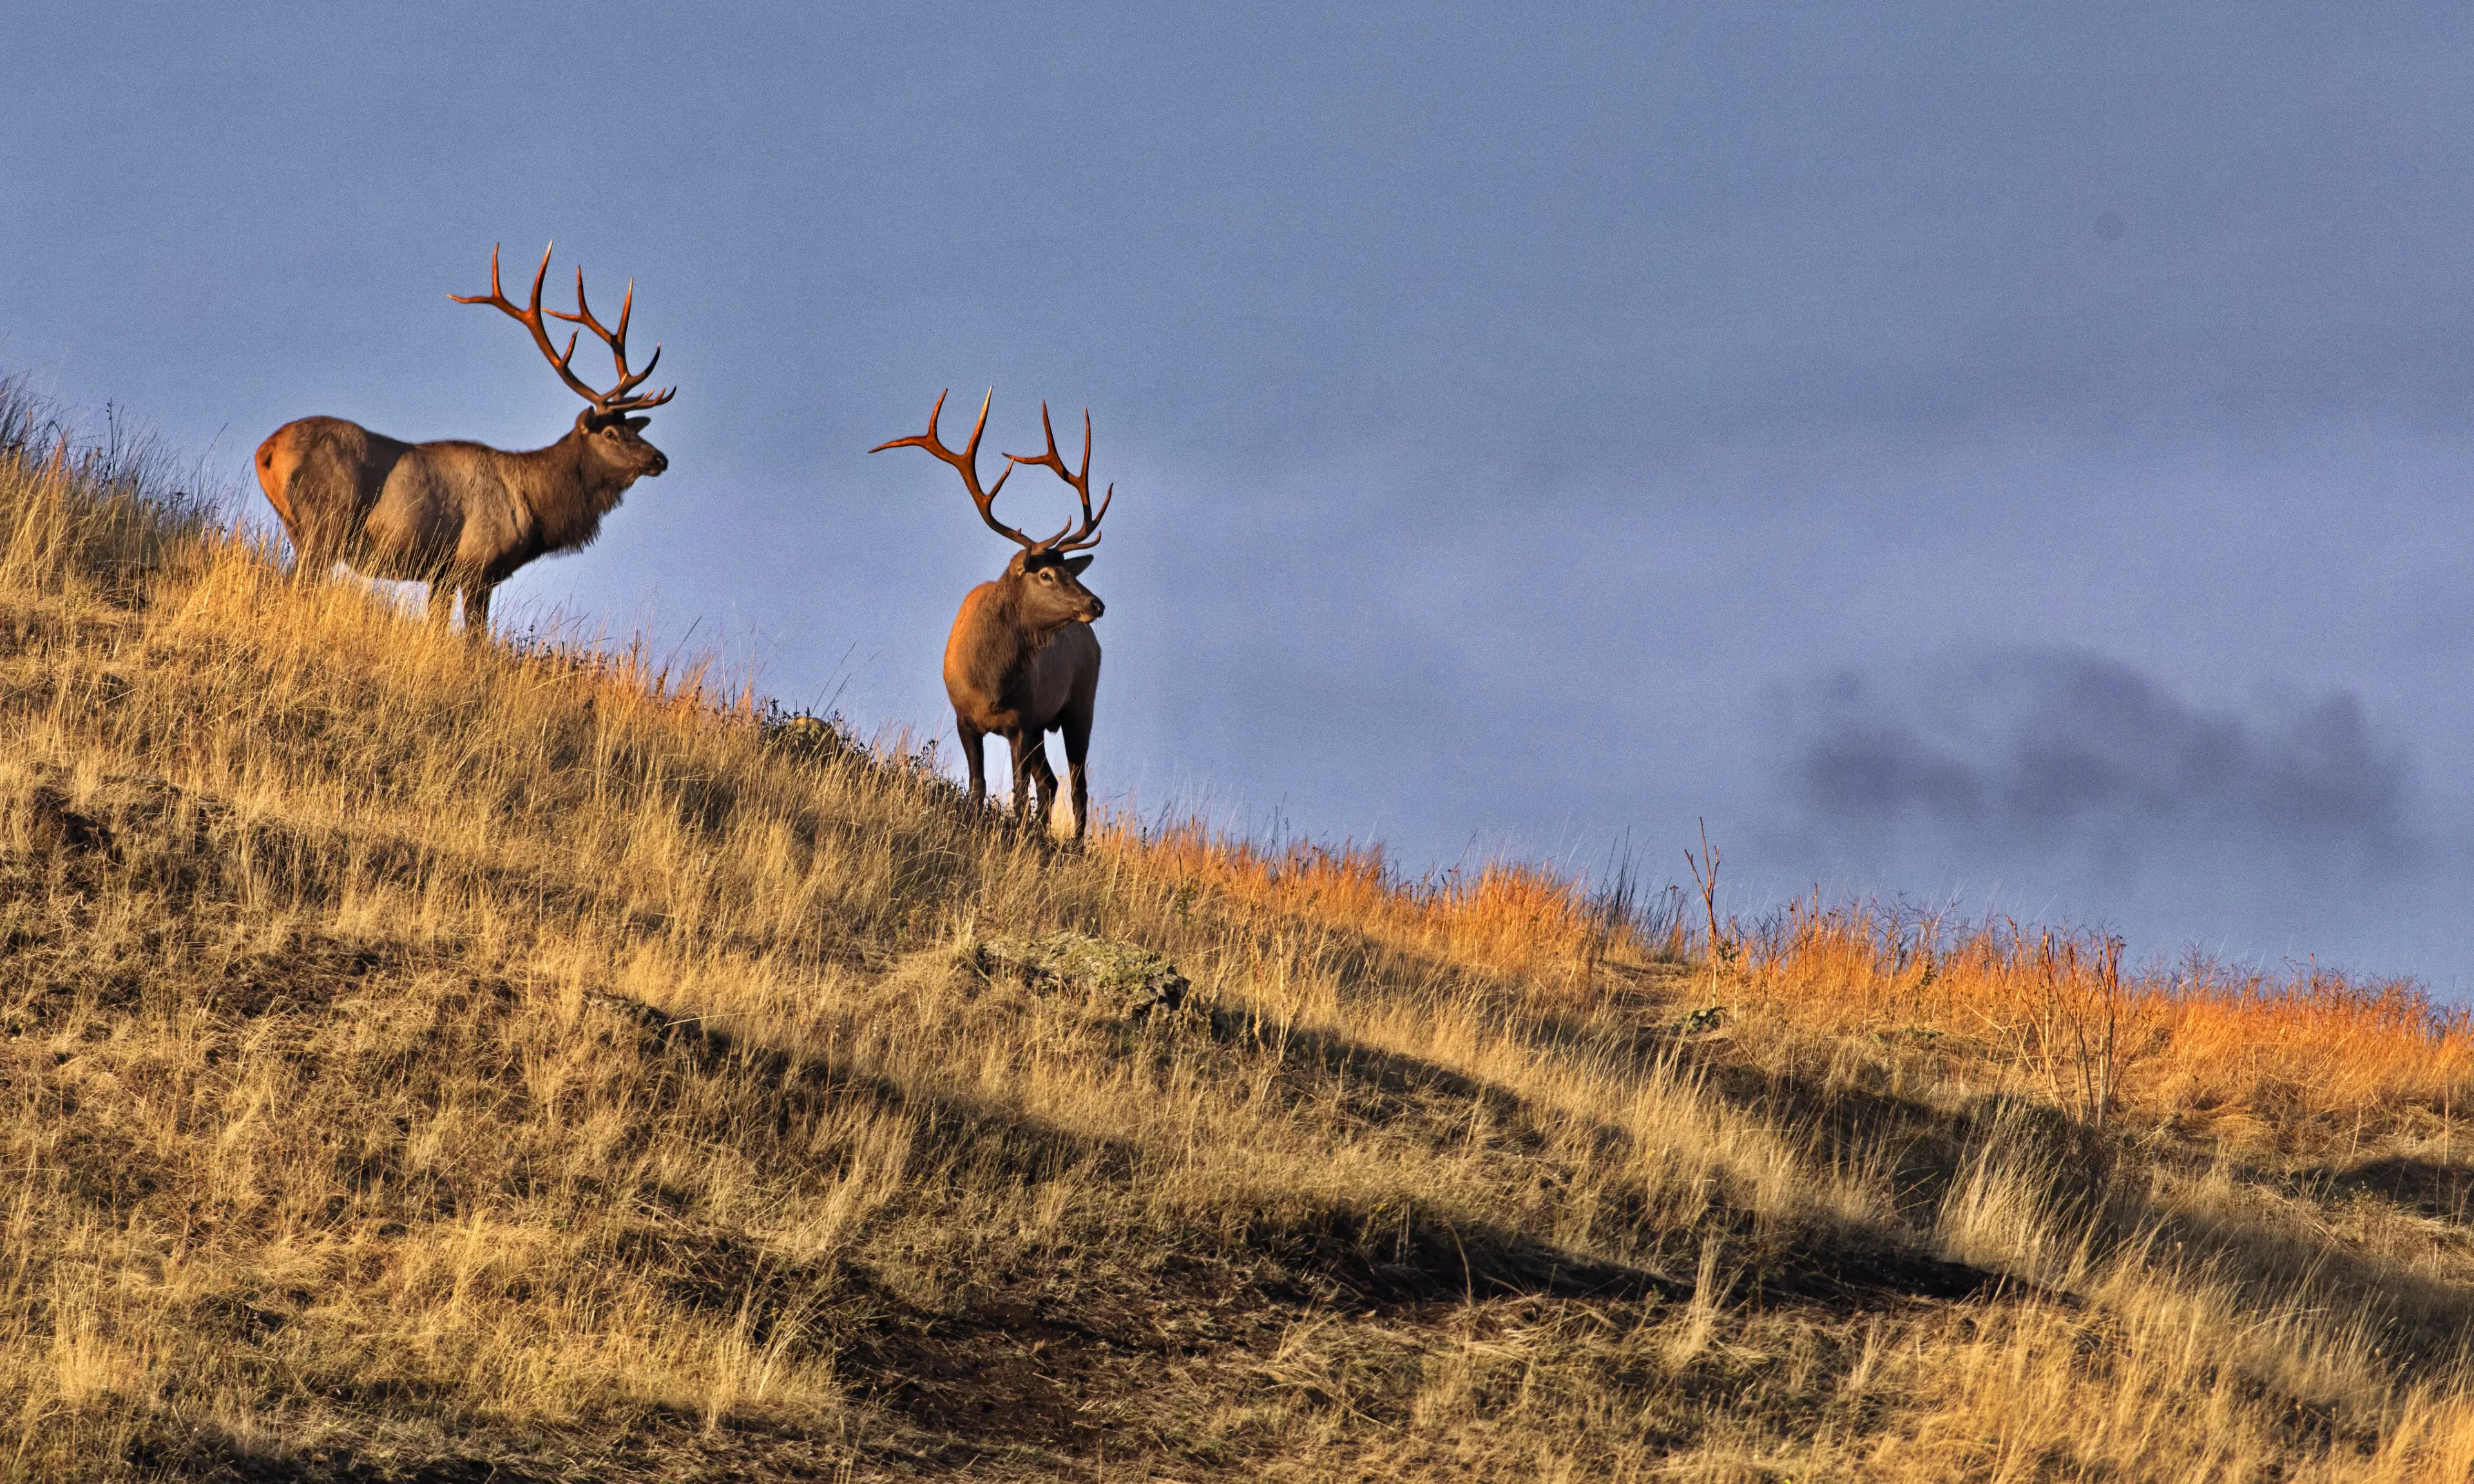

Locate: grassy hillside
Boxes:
[6,383,2474,1480]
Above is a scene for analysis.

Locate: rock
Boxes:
[17,784,111,857]
[986,931,1191,1020]
[760,707,854,767]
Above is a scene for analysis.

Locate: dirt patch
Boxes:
[839,1254,1285,1461]
[128,1428,552,1484]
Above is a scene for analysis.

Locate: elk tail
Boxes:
[253,432,298,536]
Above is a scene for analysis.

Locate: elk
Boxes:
[253,243,675,630]
[874,390,1113,839]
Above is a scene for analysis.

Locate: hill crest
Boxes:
[5,385,2474,1481]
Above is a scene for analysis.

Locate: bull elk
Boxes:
[253,243,675,630]
[874,390,1113,839]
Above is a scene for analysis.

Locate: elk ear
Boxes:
[1062,555,1093,576]
[623,416,651,432]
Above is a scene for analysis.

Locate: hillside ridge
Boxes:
[6,386,2474,1480]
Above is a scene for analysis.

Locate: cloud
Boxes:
[1781,651,2421,876]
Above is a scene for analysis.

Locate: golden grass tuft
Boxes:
[1736,897,2473,1145]
[5,377,2474,1480]
[1125,826,1604,984]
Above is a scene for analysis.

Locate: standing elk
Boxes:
[253,243,675,630]
[874,390,1113,839]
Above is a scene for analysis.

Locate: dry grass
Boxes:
[1738,896,2473,1148]
[1129,828,1610,986]
[4,379,2474,1479]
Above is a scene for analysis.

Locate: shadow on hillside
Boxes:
[1204,1009,1548,1147]
[583,987,1141,1189]
[590,988,2029,1320]
[0,756,981,975]
[590,988,1665,1308]
[2313,1154,2474,1222]
[1511,1004,2474,1374]
[1205,1003,2044,1307]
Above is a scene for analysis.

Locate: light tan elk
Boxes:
[874,390,1113,839]
[253,243,675,629]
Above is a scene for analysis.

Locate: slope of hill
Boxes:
[6,383,2474,1480]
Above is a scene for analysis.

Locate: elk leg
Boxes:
[1060,709,1093,843]
[461,583,494,634]
[426,578,458,625]
[957,719,988,811]
[1010,731,1057,830]
[1031,742,1060,830]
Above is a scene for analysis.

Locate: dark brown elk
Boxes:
[874,390,1113,838]
[253,243,675,630]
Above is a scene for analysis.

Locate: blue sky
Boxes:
[7,3,2474,988]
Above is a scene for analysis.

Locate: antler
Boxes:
[547,263,673,414]
[1004,402,1112,553]
[870,389,1041,549]
[450,243,676,416]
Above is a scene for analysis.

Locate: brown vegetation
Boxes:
[6,378,2474,1479]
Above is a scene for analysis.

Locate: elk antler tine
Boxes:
[448,242,501,306]
[966,387,995,462]
[874,388,1042,548]
[1005,405,1059,475]
[869,389,952,454]
[1002,401,1110,551]
[450,240,671,413]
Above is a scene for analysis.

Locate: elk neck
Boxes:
[954,567,1074,690]
[506,426,640,551]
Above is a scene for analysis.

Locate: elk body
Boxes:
[254,244,675,630]
[875,392,1113,839]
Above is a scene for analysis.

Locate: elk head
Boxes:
[873,390,1111,637]
[451,243,675,487]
